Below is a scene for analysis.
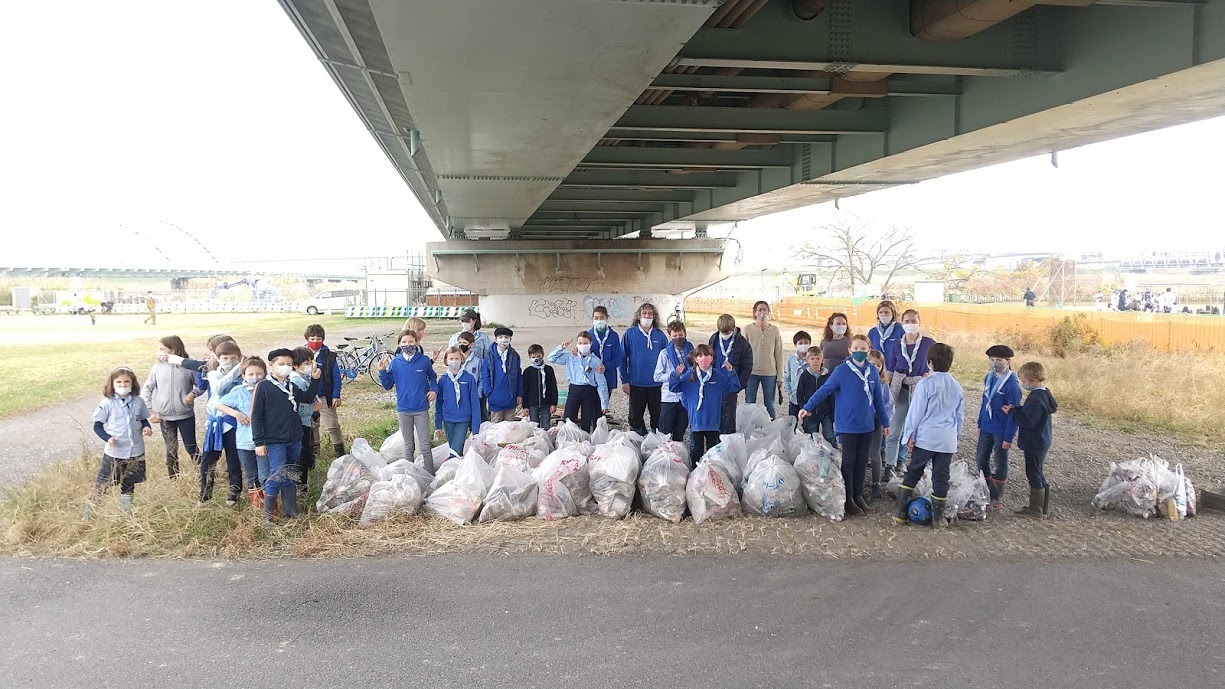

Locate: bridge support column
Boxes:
[427,240,727,327]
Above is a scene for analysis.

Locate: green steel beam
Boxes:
[544,188,696,203]
[648,74,962,97]
[526,215,653,223]
[612,104,887,134]
[580,145,796,169]
[535,202,673,214]
[601,130,837,144]
[561,170,740,189]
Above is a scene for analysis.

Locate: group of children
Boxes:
[87,301,1057,528]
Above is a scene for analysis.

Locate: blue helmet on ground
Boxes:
[908,496,933,525]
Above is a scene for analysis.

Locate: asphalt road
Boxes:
[1,556,1220,688]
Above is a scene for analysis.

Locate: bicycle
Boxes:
[334,332,395,385]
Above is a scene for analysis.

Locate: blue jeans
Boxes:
[263,441,301,497]
[744,374,778,419]
[658,401,689,443]
[528,405,551,431]
[443,420,470,459]
[884,386,912,466]
[238,449,265,490]
[975,430,1010,482]
[1024,450,1048,489]
[806,413,836,445]
[903,446,952,499]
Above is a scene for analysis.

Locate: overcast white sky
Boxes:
[1,1,1222,269]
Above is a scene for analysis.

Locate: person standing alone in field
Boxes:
[144,291,157,325]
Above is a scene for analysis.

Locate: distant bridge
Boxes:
[0,266,365,281]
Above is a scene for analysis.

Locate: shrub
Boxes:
[1050,314,1101,357]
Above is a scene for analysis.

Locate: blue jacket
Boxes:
[590,326,623,389]
[313,344,343,403]
[621,325,669,388]
[378,352,438,414]
[868,322,903,356]
[708,329,753,390]
[802,360,891,435]
[434,370,482,431]
[482,346,523,412]
[669,366,741,433]
[1008,387,1057,454]
[977,370,1021,440]
[886,336,936,378]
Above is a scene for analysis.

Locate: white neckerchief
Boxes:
[666,342,685,367]
[718,333,733,360]
[875,321,897,344]
[447,370,463,403]
[639,324,654,350]
[110,395,133,440]
[696,367,713,410]
[901,336,922,374]
[576,353,593,381]
[592,326,610,353]
[845,360,873,410]
[532,363,546,395]
[497,346,509,374]
[983,370,1014,419]
[270,377,297,413]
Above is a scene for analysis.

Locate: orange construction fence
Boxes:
[685,297,1224,354]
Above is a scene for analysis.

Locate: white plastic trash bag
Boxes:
[793,440,845,521]
[588,440,640,518]
[424,450,495,524]
[317,454,377,513]
[379,432,405,462]
[590,416,611,445]
[736,404,771,435]
[429,456,462,491]
[495,443,544,473]
[716,433,749,478]
[481,420,537,445]
[639,450,690,524]
[478,464,538,522]
[686,461,741,524]
[380,458,434,498]
[700,441,743,487]
[555,419,591,448]
[349,437,386,474]
[639,430,672,460]
[741,456,806,518]
[758,416,797,448]
[524,429,554,456]
[743,440,787,482]
[945,461,989,521]
[533,446,596,520]
[359,474,423,526]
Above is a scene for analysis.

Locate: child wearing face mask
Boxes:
[198,340,245,504]
[654,320,694,444]
[252,349,321,525]
[434,347,484,457]
[290,347,321,494]
[549,332,610,432]
[868,300,903,358]
[795,348,836,444]
[455,331,486,421]
[304,324,345,459]
[85,367,153,518]
[590,306,623,405]
[783,330,812,420]
[143,335,201,479]
[669,344,741,460]
[976,344,1022,510]
[1003,362,1058,518]
[521,344,559,431]
[215,357,268,507]
[482,327,523,423]
[378,330,440,471]
[707,313,753,434]
[798,335,891,517]
[867,349,894,494]
[743,300,785,420]
[448,309,492,366]
[894,342,963,529]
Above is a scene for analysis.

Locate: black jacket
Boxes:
[796,368,835,418]
[1008,387,1057,453]
[251,377,319,447]
[521,364,558,409]
[708,328,754,389]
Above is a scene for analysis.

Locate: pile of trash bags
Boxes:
[883,460,991,521]
[1091,455,1197,520]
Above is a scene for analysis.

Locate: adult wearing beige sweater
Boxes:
[743,300,785,419]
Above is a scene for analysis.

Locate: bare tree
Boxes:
[924,252,983,291]
[795,217,923,296]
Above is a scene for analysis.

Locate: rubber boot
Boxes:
[996,480,1006,505]
[1041,486,1052,516]
[870,483,884,500]
[248,488,263,510]
[281,485,299,519]
[853,493,872,513]
[1015,488,1045,518]
[262,491,277,527]
[931,496,949,529]
[333,443,345,458]
[82,501,94,521]
[120,494,133,514]
[844,497,865,517]
[893,486,914,524]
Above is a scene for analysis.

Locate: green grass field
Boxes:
[0,312,409,417]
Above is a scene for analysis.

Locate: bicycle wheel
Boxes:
[366,351,389,386]
[336,350,360,384]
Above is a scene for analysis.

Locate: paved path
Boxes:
[1,556,1220,688]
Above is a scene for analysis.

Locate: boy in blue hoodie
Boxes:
[482,327,523,423]
[591,305,623,406]
[620,303,669,435]
[669,344,740,461]
[654,320,694,444]
[433,346,483,459]
[976,344,1022,510]
[1004,361,1058,519]
[708,313,753,434]
[798,335,890,517]
[378,329,439,470]
[894,342,963,529]
[782,330,811,419]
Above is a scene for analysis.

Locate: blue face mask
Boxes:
[851,351,868,363]
[400,345,418,357]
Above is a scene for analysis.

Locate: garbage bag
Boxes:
[380,458,434,498]
[945,461,989,521]
[743,440,787,482]
[478,464,538,522]
[1090,456,1188,519]
[701,440,744,487]
[638,450,689,524]
[640,430,672,460]
[741,455,806,518]
[590,416,611,445]
[588,440,640,518]
[533,446,596,520]
[523,431,554,458]
[349,437,386,474]
[424,450,496,524]
[481,420,537,446]
[495,443,545,473]
[716,433,749,478]
[758,416,797,449]
[555,419,591,448]
[786,431,814,464]
[793,440,845,521]
[429,456,462,491]
[317,454,377,513]
[736,404,771,435]
[359,474,423,526]
[686,461,741,524]
[463,436,501,464]
[379,432,405,462]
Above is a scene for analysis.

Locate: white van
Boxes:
[304,289,363,315]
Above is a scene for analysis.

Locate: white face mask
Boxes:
[113,385,132,396]
[298,365,312,375]
[497,337,511,347]
[219,360,236,372]
[244,375,262,386]
[274,364,293,378]
[593,319,607,331]
[796,344,810,355]
[461,321,474,333]
[447,360,463,372]
[879,314,893,326]
[902,323,920,335]
[831,324,847,336]
[577,343,592,355]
